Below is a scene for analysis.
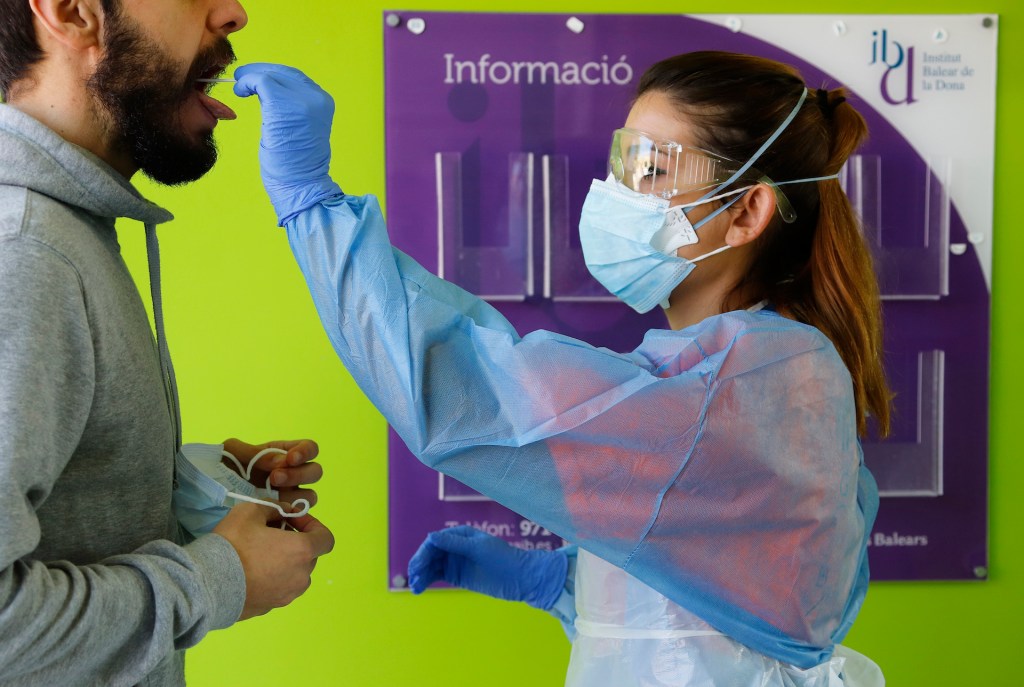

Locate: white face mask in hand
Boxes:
[173,443,310,538]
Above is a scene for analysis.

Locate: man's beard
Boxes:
[87,9,234,185]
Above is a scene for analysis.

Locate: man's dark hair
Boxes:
[0,0,118,101]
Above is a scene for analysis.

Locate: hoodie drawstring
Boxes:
[145,224,182,456]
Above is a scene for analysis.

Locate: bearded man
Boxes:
[0,2,334,684]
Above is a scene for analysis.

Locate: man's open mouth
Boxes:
[195,63,230,93]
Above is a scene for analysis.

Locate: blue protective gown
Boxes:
[285,194,879,670]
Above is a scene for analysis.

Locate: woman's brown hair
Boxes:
[637,51,891,437]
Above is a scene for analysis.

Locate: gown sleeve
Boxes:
[285,194,876,669]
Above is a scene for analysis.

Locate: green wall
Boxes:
[119,1,1021,684]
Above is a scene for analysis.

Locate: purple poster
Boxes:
[383,12,997,586]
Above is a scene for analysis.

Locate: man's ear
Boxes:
[725,183,776,248]
[29,0,103,51]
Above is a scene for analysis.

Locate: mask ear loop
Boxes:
[676,89,810,242]
[695,88,810,205]
[225,491,312,522]
[689,188,748,231]
[222,447,312,529]
[658,191,749,311]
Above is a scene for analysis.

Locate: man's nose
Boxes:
[209,0,248,36]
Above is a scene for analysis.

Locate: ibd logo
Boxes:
[870,29,917,106]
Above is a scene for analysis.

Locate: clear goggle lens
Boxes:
[607,128,796,223]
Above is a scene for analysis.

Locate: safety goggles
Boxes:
[607,128,797,223]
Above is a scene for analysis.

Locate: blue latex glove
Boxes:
[233,63,343,226]
[407,525,568,611]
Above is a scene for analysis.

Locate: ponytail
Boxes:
[770,90,892,436]
[788,90,890,437]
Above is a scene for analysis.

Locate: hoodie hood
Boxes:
[0,103,173,226]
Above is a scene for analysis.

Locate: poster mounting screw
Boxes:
[973,566,988,579]
[392,574,408,587]
[385,13,401,28]
[725,16,743,33]
[982,17,995,29]
[566,17,585,34]
[407,17,426,35]
[832,20,847,37]
[950,244,967,256]
[932,27,949,43]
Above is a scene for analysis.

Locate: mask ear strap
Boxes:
[696,88,809,203]
[223,447,310,528]
[658,244,734,310]
[773,173,840,187]
[690,189,747,231]
[223,447,288,489]
[226,491,312,519]
[689,244,732,264]
[677,185,751,210]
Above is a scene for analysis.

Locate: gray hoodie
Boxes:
[0,104,245,686]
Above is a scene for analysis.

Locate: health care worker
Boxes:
[235,51,889,686]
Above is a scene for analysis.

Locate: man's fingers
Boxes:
[270,461,323,488]
[223,439,319,477]
[267,439,319,465]
[288,514,335,557]
[279,488,317,508]
[251,449,288,474]
[230,500,281,524]
[222,437,248,455]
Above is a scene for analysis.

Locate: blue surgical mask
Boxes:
[578,178,741,313]
[172,443,309,538]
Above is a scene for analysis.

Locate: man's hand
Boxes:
[222,438,322,509]
[214,502,335,619]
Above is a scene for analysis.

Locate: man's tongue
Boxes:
[197,90,236,120]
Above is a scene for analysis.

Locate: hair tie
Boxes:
[816,88,846,118]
